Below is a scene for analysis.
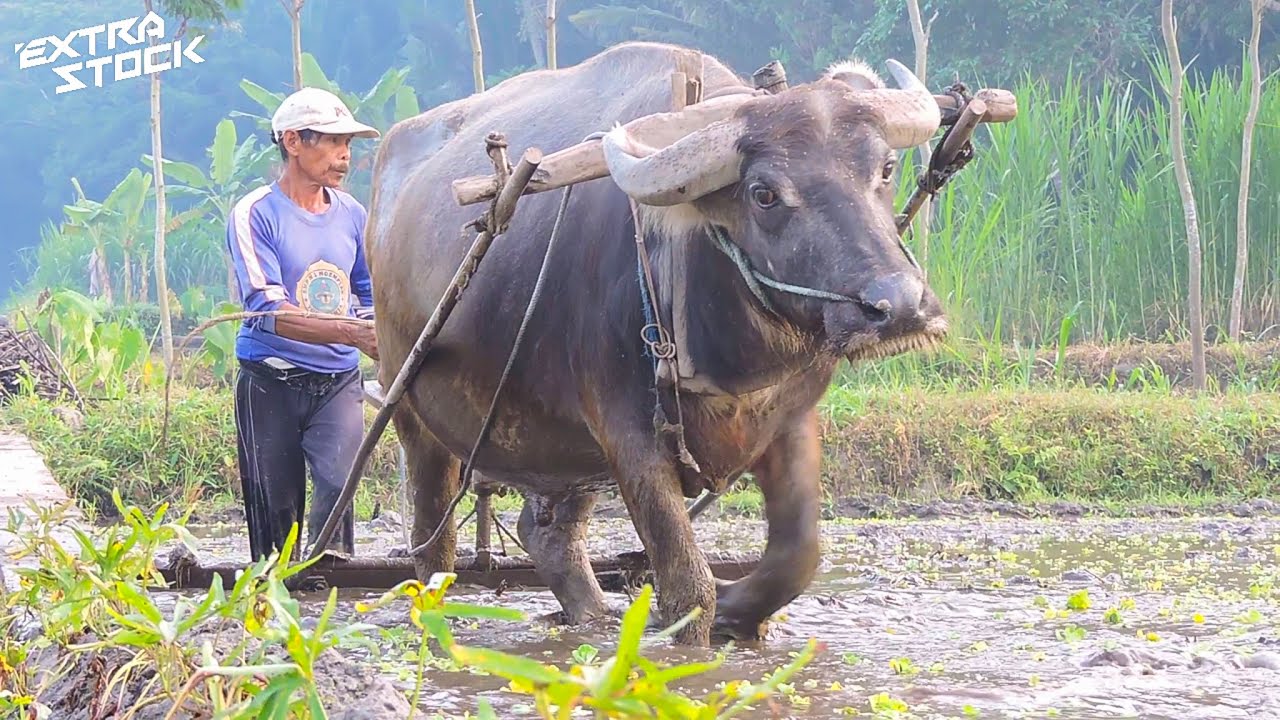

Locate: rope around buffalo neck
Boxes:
[707,225,856,317]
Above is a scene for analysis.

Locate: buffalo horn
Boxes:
[871,59,942,148]
[603,58,941,205]
[602,114,748,207]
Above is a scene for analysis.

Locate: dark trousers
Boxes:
[234,358,362,562]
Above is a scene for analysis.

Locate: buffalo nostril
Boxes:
[857,272,924,327]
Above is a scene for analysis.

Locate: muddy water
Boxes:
[171,507,1280,719]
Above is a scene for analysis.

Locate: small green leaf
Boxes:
[211,118,238,186]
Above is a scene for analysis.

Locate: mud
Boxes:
[137,499,1280,719]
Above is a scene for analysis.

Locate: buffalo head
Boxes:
[601,58,948,363]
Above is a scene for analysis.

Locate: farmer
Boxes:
[224,86,381,563]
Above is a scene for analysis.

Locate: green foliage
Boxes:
[889,64,1280,346]
[357,576,820,719]
[16,289,151,397]
[1,497,367,718]
[819,383,1280,505]
[0,491,817,718]
[0,380,404,517]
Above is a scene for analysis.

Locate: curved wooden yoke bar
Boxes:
[450,85,1018,208]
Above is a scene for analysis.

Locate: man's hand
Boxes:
[272,301,379,360]
[346,322,379,360]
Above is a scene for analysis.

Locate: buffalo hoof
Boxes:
[536,603,625,628]
[711,614,770,644]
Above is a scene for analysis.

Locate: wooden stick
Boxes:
[752,60,788,93]
[160,546,760,592]
[896,97,988,236]
[451,88,1017,207]
[671,71,688,111]
[937,89,1015,124]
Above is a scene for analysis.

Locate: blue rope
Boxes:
[637,250,660,371]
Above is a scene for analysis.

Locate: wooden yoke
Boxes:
[662,50,706,384]
[658,56,791,389]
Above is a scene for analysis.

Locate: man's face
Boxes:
[284,130,353,188]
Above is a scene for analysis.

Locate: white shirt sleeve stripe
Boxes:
[231,185,275,293]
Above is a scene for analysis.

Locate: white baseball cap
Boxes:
[271,86,380,140]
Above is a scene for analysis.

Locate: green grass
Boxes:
[6,359,1280,521]
[0,382,405,521]
[819,385,1280,506]
[897,61,1280,346]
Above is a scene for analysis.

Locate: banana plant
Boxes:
[235,52,421,137]
[108,168,153,305]
[145,117,276,302]
[232,53,422,199]
[62,170,155,306]
[61,178,115,305]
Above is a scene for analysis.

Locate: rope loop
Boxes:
[641,322,676,359]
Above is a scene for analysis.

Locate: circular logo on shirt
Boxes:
[296,260,350,315]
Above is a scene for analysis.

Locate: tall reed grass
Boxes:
[896,58,1280,348]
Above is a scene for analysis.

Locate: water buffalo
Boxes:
[364,41,947,646]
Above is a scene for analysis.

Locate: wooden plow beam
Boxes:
[158,546,760,594]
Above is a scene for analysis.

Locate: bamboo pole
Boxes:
[450,88,1017,208]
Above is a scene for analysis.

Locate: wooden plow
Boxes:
[160,57,1016,594]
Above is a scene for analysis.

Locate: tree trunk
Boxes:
[226,256,240,303]
[546,0,557,69]
[291,0,304,90]
[464,0,485,93]
[1229,0,1265,341]
[1161,0,1206,392]
[520,0,545,68]
[139,253,150,303]
[905,0,932,275]
[122,250,134,305]
[151,73,174,368]
[91,243,113,304]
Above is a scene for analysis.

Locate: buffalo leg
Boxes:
[714,407,822,641]
[609,440,716,645]
[393,405,461,580]
[516,491,611,624]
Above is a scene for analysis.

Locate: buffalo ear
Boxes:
[822,59,885,91]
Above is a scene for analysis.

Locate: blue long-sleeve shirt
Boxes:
[226,181,374,373]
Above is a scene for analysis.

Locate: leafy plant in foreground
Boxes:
[358,575,821,719]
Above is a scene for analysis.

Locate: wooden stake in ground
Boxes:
[465,0,485,93]
[1161,0,1207,392]
[1229,0,1266,342]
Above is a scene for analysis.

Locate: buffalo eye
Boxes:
[750,182,778,209]
[881,159,895,183]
